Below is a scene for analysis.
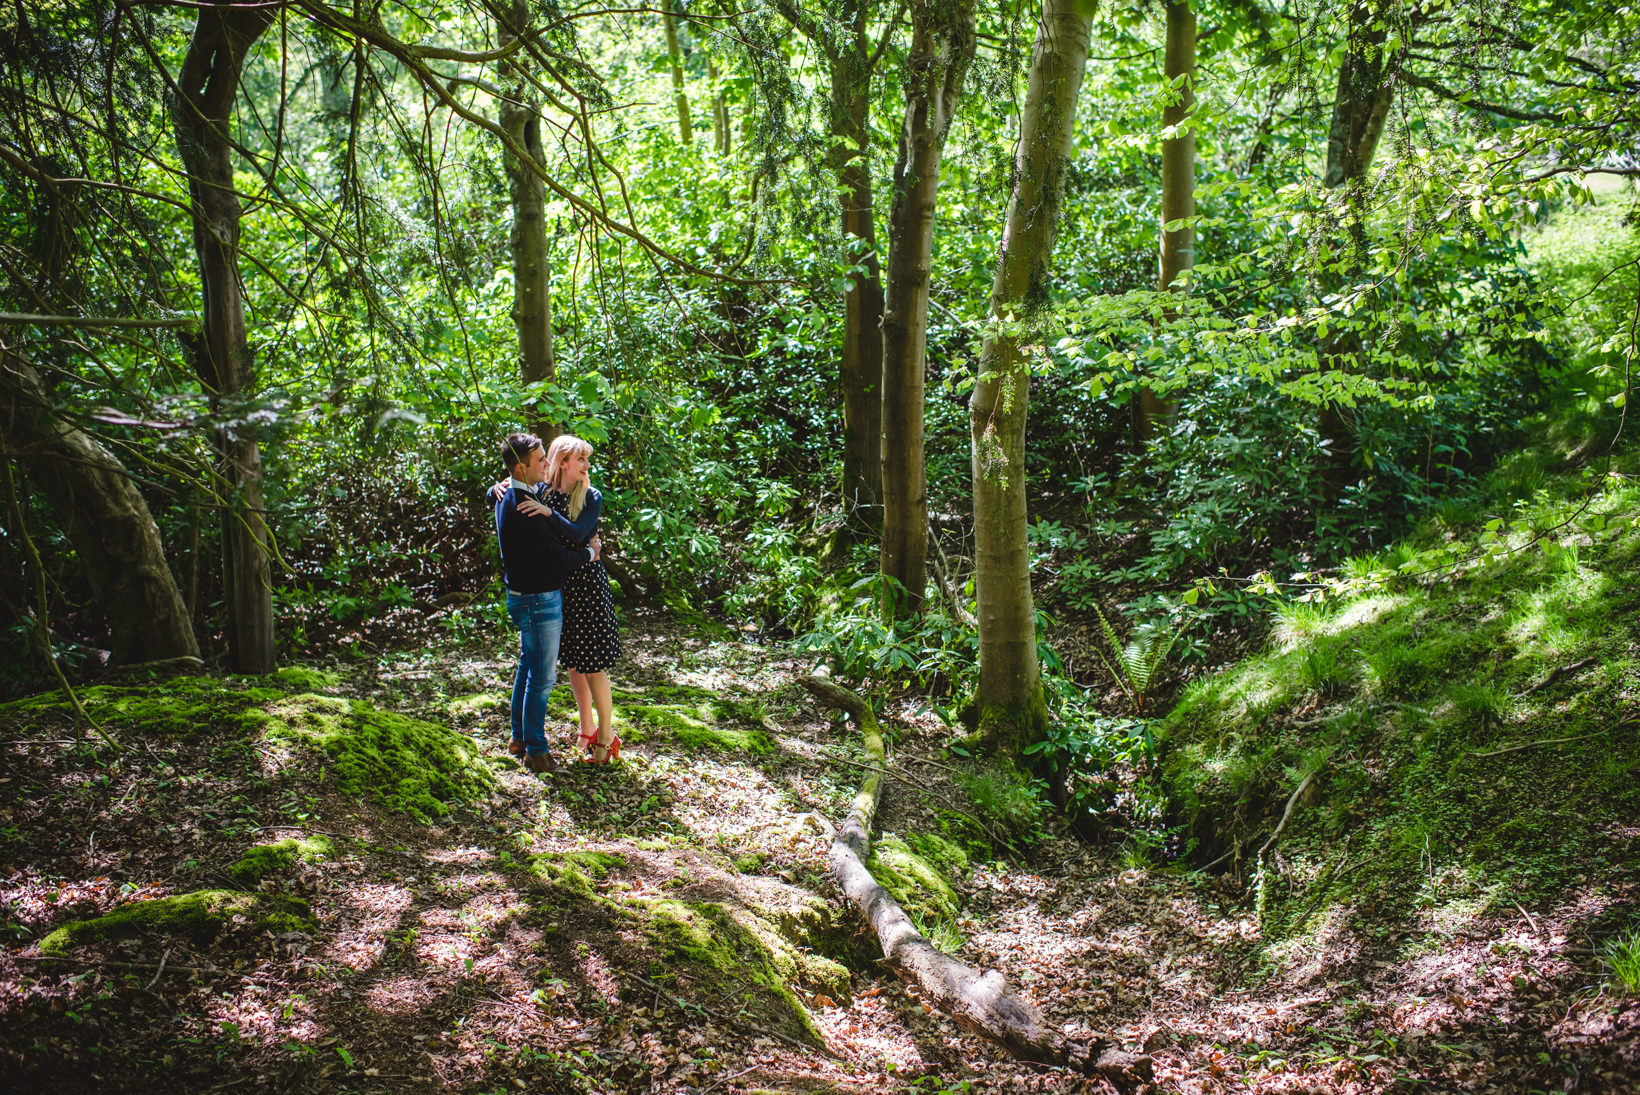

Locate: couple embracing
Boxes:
[494,432,623,774]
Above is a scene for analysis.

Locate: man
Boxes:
[495,432,600,773]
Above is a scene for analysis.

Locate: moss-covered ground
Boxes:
[1162,440,1640,920]
[0,616,1011,1094]
[5,442,1640,1095]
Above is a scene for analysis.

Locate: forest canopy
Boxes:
[0,0,1635,702]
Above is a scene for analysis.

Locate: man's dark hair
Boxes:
[501,432,542,473]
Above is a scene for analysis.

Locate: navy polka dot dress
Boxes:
[544,487,622,673]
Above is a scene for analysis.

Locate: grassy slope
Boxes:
[1160,181,1640,987]
[1163,439,1640,922]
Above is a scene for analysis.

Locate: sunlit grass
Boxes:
[1605,927,1640,993]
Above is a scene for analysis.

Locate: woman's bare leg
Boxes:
[589,671,616,760]
[569,669,595,748]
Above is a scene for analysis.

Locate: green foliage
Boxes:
[1091,604,1181,712]
[1605,926,1640,994]
[955,760,1048,852]
[1027,674,1168,852]
[795,572,980,694]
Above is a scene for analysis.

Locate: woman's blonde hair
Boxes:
[544,433,593,519]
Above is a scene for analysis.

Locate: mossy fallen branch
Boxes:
[799,673,1150,1085]
[38,890,314,955]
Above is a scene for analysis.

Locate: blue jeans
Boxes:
[506,590,562,757]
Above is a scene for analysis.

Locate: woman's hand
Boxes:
[487,478,509,502]
[517,497,550,518]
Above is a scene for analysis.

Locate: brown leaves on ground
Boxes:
[1,611,1636,1093]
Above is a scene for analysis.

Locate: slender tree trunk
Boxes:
[664,2,693,146]
[171,0,277,674]
[880,0,976,619]
[969,0,1091,753]
[1317,0,1397,500]
[0,344,200,665]
[499,0,554,435]
[1132,0,1194,451]
[708,55,730,155]
[833,6,884,524]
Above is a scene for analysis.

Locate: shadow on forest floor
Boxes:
[1,607,1637,1093]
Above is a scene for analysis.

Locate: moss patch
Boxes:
[229,835,334,887]
[866,833,961,926]
[39,890,314,955]
[0,679,277,742]
[622,702,774,754]
[528,851,626,894]
[271,666,342,693]
[254,694,495,823]
[638,897,826,1044]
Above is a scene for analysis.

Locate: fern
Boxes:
[1092,605,1180,712]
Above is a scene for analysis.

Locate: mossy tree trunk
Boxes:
[968,0,1091,754]
[171,0,277,674]
[880,0,975,619]
[833,3,885,527]
[0,343,200,665]
[1131,0,1194,452]
[801,673,1150,1082]
[664,0,693,146]
[771,0,888,530]
[1317,0,1399,500]
[498,0,555,437]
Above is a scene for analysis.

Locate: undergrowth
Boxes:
[1157,422,1640,959]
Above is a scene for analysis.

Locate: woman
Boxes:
[517,434,622,763]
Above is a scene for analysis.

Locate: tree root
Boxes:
[1519,656,1598,698]
[800,673,1151,1087]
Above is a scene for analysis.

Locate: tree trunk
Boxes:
[833,8,885,525]
[800,673,1152,1084]
[880,0,976,620]
[708,55,730,155]
[1317,0,1397,500]
[664,2,693,146]
[499,0,555,435]
[0,343,199,665]
[969,0,1091,754]
[171,1,277,674]
[1131,0,1194,451]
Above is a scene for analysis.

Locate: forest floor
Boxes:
[2,610,1637,1094]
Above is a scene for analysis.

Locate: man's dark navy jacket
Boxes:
[494,486,593,593]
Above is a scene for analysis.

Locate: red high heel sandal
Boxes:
[583,732,621,765]
[573,726,598,755]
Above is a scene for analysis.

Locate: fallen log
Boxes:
[799,673,1150,1086]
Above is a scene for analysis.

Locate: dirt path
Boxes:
[2,614,1636,1093]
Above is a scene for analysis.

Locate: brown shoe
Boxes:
[524,752,558,775]
[509,739,525,757]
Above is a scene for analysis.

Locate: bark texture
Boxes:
[800,673,1151,1085]
[968,0,1092,752]
[1318,0,1398,499]
[499,0,555,432]
[880,0,975,618]
[833,2,885,523]
[1132,0,1194,449]
[664,2,693,145]
[0,344,199,665]
[708,55,730,155]
[171,0,277,673]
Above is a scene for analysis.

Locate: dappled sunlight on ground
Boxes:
[325,882,412,970]
[5,613,1637,1093]
[365,975,438,1017]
